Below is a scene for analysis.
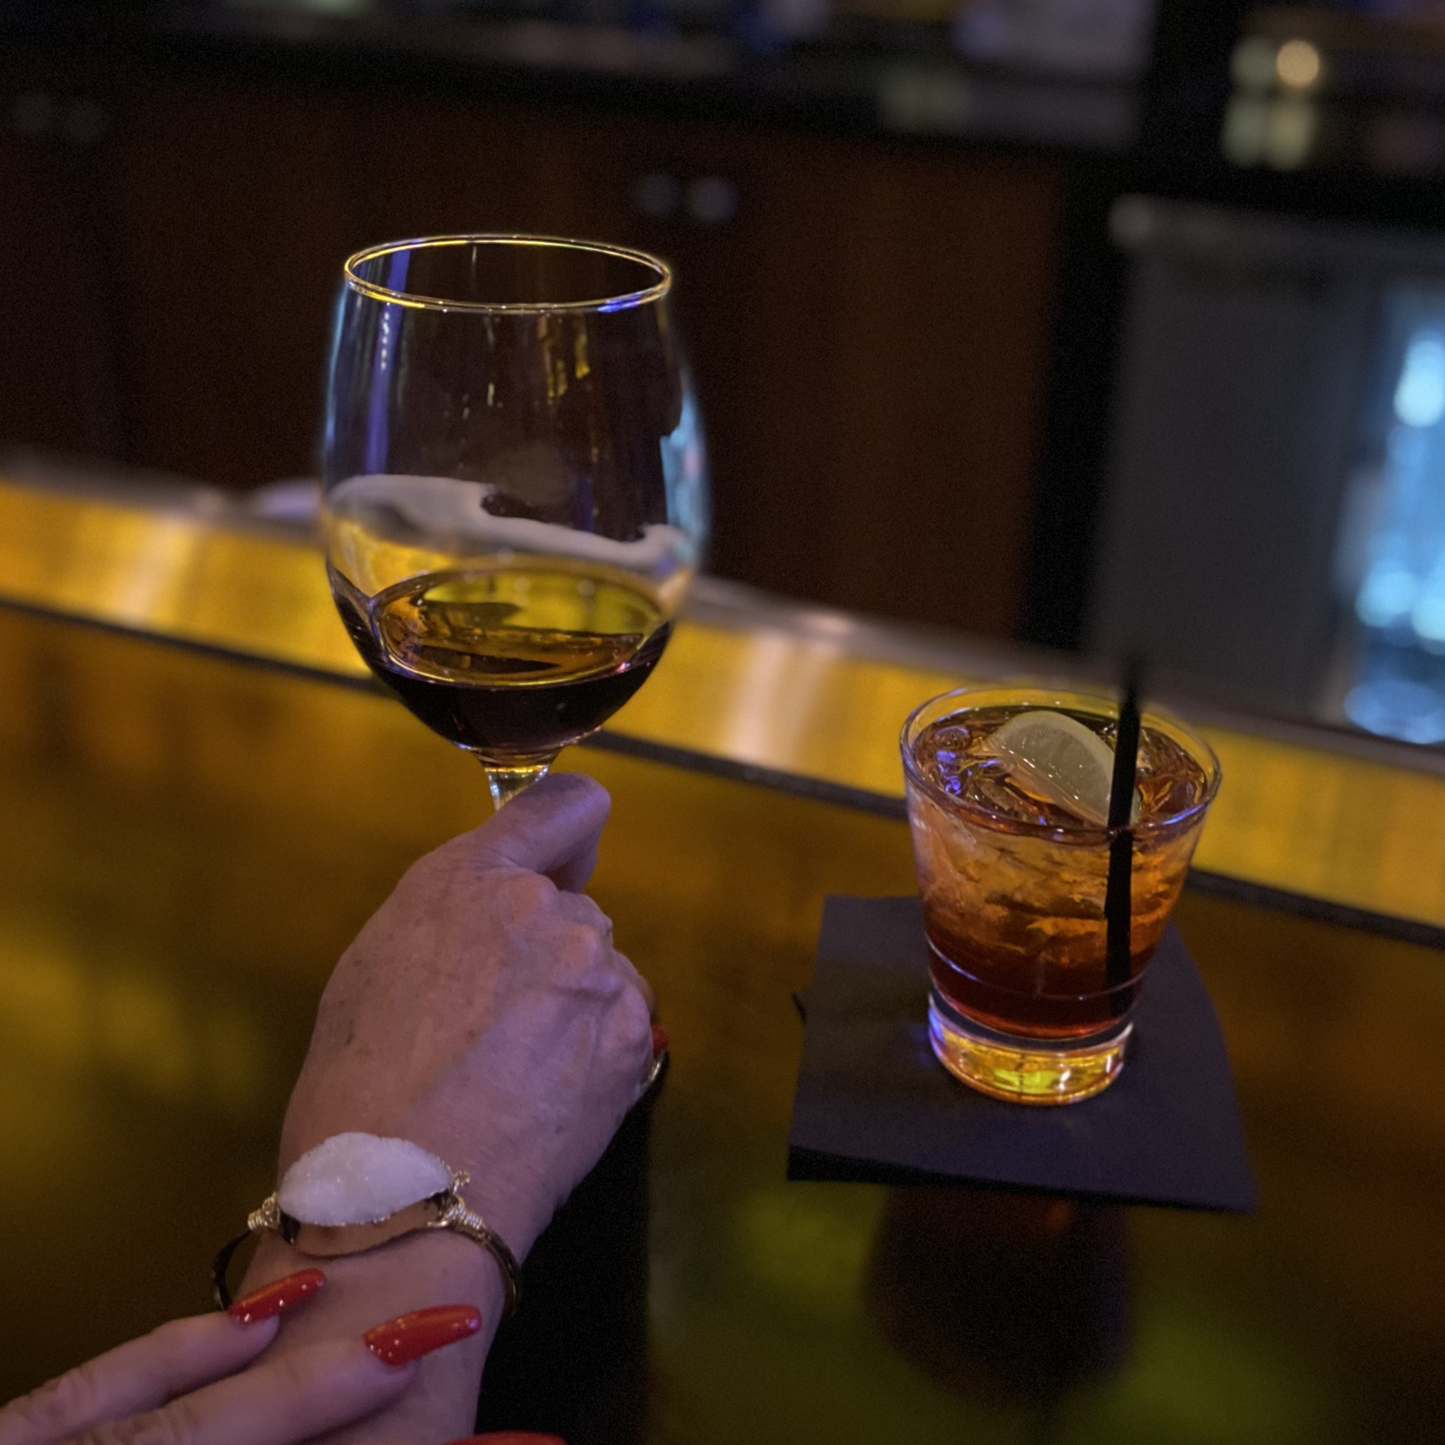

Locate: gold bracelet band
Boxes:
[431,1189,523,1319]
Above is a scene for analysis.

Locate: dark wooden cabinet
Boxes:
[0,71,128,461]
[106,72,356,489]
[1,57,1062,639]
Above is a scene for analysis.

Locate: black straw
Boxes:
[1104,664,1142,1005]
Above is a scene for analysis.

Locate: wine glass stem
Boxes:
[484,761,552,810]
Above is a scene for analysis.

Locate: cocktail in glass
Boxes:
[901,684,1220,1104]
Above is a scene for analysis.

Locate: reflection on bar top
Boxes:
[2,469,1444,931]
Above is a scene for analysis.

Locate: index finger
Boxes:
[0,1314,276,1445]
[66,1336,415,1445]
[465,772,611,892]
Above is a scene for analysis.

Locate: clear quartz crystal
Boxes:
[277,1132,453,1226]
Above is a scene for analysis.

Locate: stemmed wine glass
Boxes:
[320,235,709,807]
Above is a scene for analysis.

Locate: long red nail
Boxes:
[364,1304,481,1366]
[651,1024,669,1055]
[228,1268,326,1325]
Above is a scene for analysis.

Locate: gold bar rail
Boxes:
[4,472,1442,930]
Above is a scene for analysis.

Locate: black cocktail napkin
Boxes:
[788,896,1255,1212]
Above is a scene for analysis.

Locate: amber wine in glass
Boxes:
[321,236,708,806]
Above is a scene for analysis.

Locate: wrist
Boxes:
[242,1227,506,1343]
[443,1161,550,1266]
[235,1231,503,1445]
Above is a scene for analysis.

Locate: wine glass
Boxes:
[320,235,709,808]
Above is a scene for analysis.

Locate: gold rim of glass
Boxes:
[342,234,673,315]
[899,682,1223,842]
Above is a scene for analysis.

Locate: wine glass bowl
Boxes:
[320,235,708,806]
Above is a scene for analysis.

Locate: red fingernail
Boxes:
[228,1268,326,1325]
[651,1024,669,1055]
[364,1304,481,1366]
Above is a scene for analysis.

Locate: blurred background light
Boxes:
[1263,98,1318,169]
[1275,38,1323,92]
[1393,332,1445,428]
[1221,95,1270,165]
[1231,36,1279,94]
[1348,309,1445,739]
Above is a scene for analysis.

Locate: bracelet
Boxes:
[212,1164,521,1318]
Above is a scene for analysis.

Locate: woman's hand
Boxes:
[0,1273,480,1445]
[277,771,654,1262]
[231,772,654,1444]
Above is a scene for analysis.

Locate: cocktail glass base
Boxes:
[928,989,1131,1106]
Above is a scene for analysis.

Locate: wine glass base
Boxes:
[481,759,553,809]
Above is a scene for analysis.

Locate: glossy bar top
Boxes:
[1,599,1443,1441]
[3,469,1443,932]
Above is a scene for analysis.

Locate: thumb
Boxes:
[466,771,611,892]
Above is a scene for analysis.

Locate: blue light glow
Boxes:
[1394,332,1445,428]
[1357,564,1417,629]
[1354,323,1445,646]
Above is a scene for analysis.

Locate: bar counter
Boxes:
[2,471,1443,1442]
